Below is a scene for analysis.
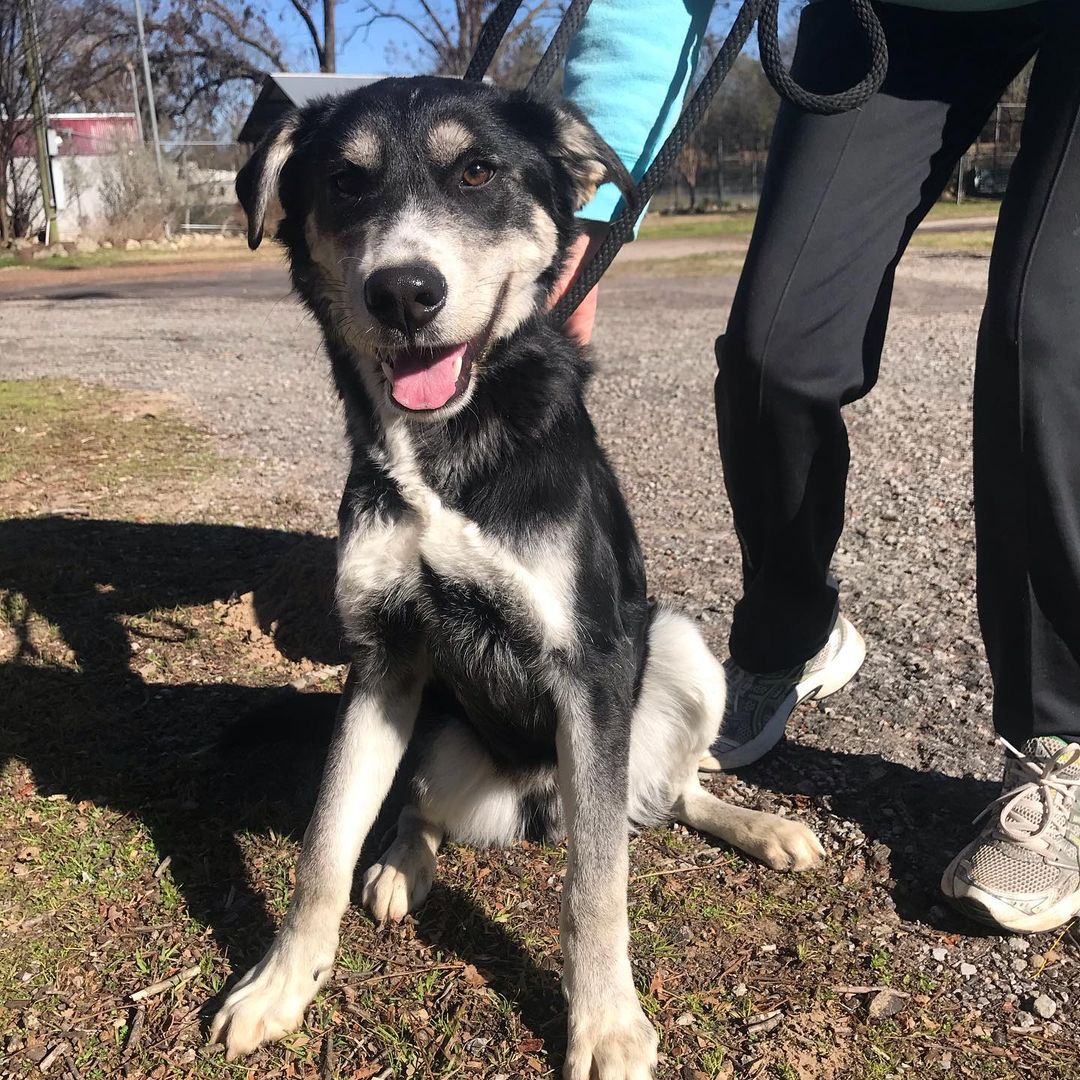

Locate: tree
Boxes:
[143,0,286,125]
[358,0,559,85]
[270,0,336,73]
[675,144,707,211]
[0,0,129,240]
[698,54,779,156]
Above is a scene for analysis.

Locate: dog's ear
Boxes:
[236,112,300,250]
[550,103,637,214]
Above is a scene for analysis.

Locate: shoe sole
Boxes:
[940,864,1080,934]
[699,619,867,772]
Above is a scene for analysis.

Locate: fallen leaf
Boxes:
[462,964,486,987]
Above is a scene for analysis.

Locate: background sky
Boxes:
[265,1,794,78]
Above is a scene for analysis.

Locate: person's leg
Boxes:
[975,1,1080,746]
[942,0,1080,936]
[718,0,1045,675]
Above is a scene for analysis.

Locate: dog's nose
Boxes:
[363,264,447,334]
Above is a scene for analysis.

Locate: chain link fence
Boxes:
[651,100,1025,214]
[652,150,768,213]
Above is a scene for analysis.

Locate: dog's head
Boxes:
[237,77,634,421]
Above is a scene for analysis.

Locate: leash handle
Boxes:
[758,0,888,115]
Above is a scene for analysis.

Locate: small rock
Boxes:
[959,962,977,977]
[1007,936,1029,953]
[1031,994,1057,1019]
[868,988,907,1020]
[1011,958,1028,973]
[932,947,948,962]
[732,983,748,998]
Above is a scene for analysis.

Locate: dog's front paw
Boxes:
[752,815,825,872]
[565,997,658,1080]
[209,942,332,1060]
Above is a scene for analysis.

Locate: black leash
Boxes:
[464,0,889,323]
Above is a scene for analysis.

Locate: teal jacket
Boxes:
[564,0,1037,226]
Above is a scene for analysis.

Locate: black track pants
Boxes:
[717,0,1080,740]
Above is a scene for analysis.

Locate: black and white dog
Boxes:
[210,77,823,1078]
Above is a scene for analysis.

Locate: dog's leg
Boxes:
[627,608,823,873]
[673,778,824,871]
[557,682,658,1080]
[362,805,443,923]
[210,666,423,1060]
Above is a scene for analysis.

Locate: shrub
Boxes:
[98,148,183,240]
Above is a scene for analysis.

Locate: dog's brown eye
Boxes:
[461,162,494,188]
[332,170,364,198]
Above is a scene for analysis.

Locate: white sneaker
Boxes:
[699,616,866,771]
[941,736,1080,934]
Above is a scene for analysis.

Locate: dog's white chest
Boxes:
[337,475,575,654]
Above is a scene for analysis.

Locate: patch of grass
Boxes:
[0,378,221,518]
[614,229,993,280]
[611,251,749,278]
[925,197,1002,220]
[0,242,268,274]
[638,211,758,241]
[636,198,1000,242]
[907,229,995,254]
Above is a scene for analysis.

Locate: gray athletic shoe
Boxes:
[699,616,866,771]
[941,736,1080,934]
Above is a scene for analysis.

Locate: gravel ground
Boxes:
[4,248,1079,1065]
[0,249,999,777]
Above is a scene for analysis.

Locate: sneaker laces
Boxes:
[973,737,1080,849]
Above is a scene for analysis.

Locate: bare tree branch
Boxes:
[286,0,327,69]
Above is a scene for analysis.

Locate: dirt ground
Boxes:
[1,247,1077,1080]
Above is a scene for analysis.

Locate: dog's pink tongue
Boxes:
[390,344,467,411]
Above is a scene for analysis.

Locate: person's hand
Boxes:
[549,221,608,347]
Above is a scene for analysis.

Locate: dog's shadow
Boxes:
[0,515,565,1043]
[737,741,997,927]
